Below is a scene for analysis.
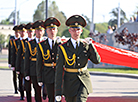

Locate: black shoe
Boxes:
[43,95,47,100]
[20,97,24,100]
[14,91,18,94]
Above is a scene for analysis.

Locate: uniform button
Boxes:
[52,53,54,55]
[69,56,71,58]
[77,57,79,59]
[85,54,87,56]
[52,58,54,60]
[78,63,80,66]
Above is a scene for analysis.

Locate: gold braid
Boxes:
[27,42,36,56]
[59,45,76,66]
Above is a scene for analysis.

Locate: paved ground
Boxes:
[0,49,138,102]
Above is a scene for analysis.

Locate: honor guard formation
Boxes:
[8,15,101,102]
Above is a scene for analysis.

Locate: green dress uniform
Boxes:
[24,38,42,102]
[8,35,18,94]
[36,17,61,102]
[55,15,101,102]
[16,24,27,100]
[36,38,60,102]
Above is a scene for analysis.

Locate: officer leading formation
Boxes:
[8,14,101,102]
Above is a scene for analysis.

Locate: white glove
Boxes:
[8,64,11,68]
[55,96,61,101]
[56,36,61,43]
[25,76,30,81]
[11,67,15,71]
[38,82,43,86]
[16,71,20,74]
[85,37,93,44]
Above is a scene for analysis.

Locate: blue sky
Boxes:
[0,0,138,23]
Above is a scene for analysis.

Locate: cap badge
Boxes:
[75,16,79,18]
[50,18,53,20]
[75,23,78,26]
[51,23,54,26]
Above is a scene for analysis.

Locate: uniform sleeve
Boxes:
[16,41,22,72]
[11,41,16,67]
[36,44,43,82]
[8,40,11,64]
[24,42,30,76]
[55,46,65,96]
[88,43,101,64]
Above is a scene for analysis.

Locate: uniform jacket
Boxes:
[24,39,38,77]
[36,38,60,84]
[55,39,101,97]
[8,36,15,65]
[11,38,20,67]
[16,38,28,74]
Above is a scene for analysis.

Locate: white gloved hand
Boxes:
[55,96,62,101]
[56,36,61,43]
[38,82,43,86]
[85,37,93,44]
[25,76,30,81]
[16,71,20,74]
[11,67,15,71]
[8,64,11,68]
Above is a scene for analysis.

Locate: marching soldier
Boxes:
[36,17,61,102]
[8,25,20,94]
[24,21,43,102]
[24,22,35,102]
[55,15,101,102]
[16,24,27,100]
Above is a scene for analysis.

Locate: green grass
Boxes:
[0,58,8,61]
[0,66,9,69]
[88,67,138,74]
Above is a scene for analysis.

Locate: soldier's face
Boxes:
[69,28,83,40]
[46,27,58,40]
[20,30,27,37]
[35,29,44,38]
[27,30,35,38]
[15,31,20,38]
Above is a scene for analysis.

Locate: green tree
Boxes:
[95,22,108,33]
[108,7,128,26]
[33,0,67,36]
[61,28,90,39]
[0,33,6,47]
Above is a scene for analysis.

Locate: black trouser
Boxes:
[12,70,17,92]
[45,83,54,102]
[31,76,42,102]
[25,76,42,102]
[18,73,24,98]
[65,83,88,102]
[25,79,31,102]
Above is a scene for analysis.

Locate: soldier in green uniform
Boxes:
[24,22,36,102]
[36,17,61,102]
[16,24,27,100]
[24,21,43,102]
[55,15,101,102]
[8,25,20,94]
